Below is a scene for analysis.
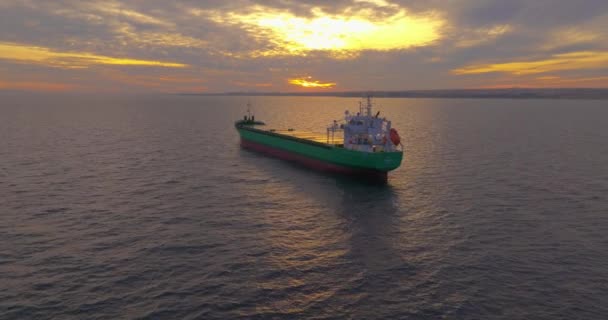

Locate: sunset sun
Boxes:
[288,76,336,88]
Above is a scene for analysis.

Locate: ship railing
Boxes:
[326,122,344,145]
[345,140,401,152]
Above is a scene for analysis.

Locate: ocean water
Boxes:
[1,94,607,319]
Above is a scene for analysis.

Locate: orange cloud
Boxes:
[0,80,77,92]
[0,42,188,68]
[453,51,608,75]
[474,75,608,89]
[99,69,205,92]
[233,81,273,88]
[534,75,608,87]
[288,77,336,88]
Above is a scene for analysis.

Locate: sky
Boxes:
[0,0,607,93]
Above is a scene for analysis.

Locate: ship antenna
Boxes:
[247,101,252,118]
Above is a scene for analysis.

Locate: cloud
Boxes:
[473,74,608,89]
[98,69,206,92]
[0,0,608,92]
[453,24,513,48]
[539,13,608,51]
[84,1,174,27]
[0,42,188,68]
[232,81,273,88]
[200,3,445,58]
[0,79,77,92]
[112,24,208,49]
[453,51,608,75]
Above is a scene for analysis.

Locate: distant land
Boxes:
[182,88,608,100]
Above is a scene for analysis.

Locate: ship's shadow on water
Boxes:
[238,148,417,318]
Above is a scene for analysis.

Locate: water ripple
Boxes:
[1,95,607,319]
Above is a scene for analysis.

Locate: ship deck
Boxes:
[269,130,344,145]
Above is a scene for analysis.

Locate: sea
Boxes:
[1,93,607,319]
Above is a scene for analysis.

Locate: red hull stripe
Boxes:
[241,138,387,180]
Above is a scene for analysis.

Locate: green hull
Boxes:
[236,125,403,172]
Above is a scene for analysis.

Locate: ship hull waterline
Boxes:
[237,126,403,182]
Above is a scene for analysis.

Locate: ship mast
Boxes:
[365,95,373,117]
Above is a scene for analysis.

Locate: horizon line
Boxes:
[177,88,608,100]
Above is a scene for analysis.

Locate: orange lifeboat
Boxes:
[389,128,401,146]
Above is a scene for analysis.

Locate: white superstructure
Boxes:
[327,96,400,153]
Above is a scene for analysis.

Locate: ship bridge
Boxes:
[326,96,400,153]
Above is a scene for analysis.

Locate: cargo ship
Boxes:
[235,97,403,181]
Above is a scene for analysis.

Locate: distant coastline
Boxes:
[181,88,608,100]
